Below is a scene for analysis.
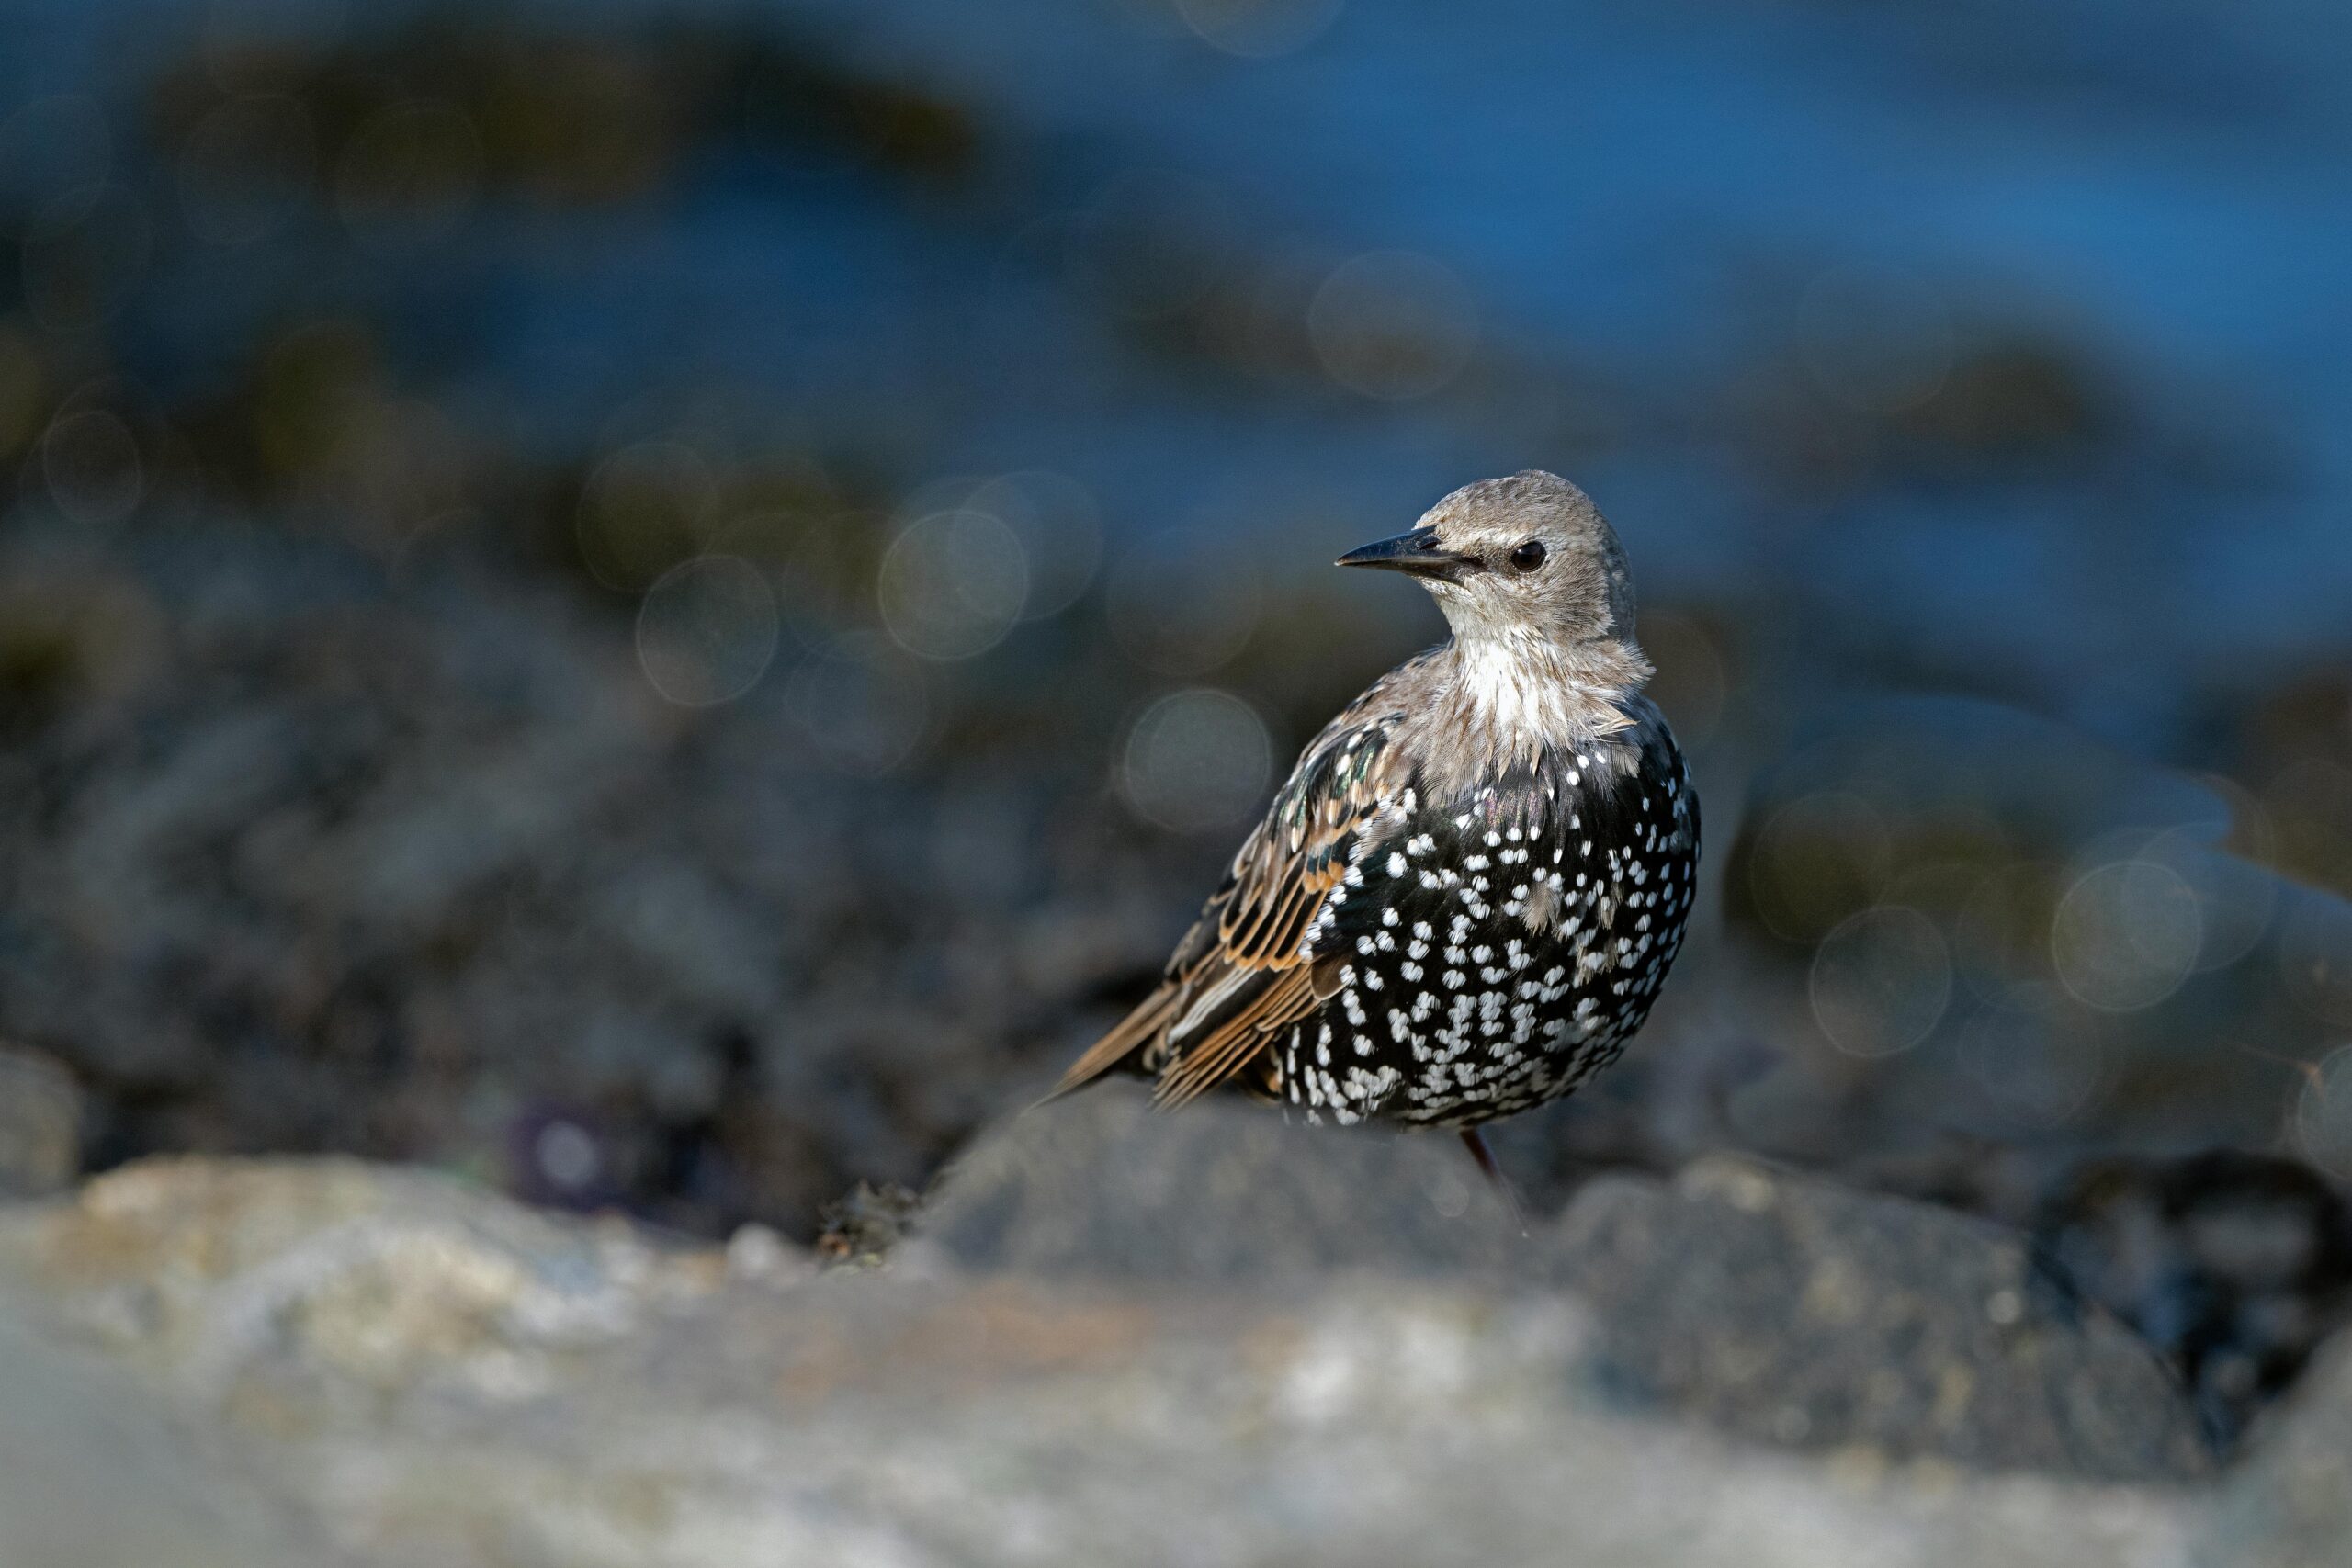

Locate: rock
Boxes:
[2034,1150,2352,1449]
[917,1085,1521,1280]
[2202,1333,2352,1566]
[0,1156,784,1409]
[925,1098,2209,1481]
[0,1156,2214,1568]
[0,1314,322,1568]
[1544,1157,2213,1481]
[0,1044,81,1197]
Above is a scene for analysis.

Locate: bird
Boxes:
[1054,470,1699,1186]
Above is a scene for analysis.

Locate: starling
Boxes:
[1057,472,1699,1172]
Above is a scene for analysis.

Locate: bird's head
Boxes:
[1337,470,1642,663]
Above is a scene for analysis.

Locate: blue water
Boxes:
[7,0,2351,748]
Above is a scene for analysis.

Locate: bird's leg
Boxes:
[1459,1127,1528,1236]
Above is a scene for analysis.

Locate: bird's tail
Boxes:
[1038,984,1179,1106]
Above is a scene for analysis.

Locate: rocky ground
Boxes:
[0,1089,2346,1568]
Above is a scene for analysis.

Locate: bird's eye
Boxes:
[1509,539,1547,572]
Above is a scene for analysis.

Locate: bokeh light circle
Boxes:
[2278,894,2352,1029]
[1809,905,1952,1058]
[1173,0,1344,58]
[877,509,1030,660]
[891,471,1102,625]
[967,470,1103,620]
[636,556,780,708]
[2141,825,2276,973]
[1123,688,1274,833]
[1746,791,1892,942]
[1957,987,2102,1129]
[534,1118,602,1194]
[1307,251,1478,400]
[783,638,929,777]
[775,513,883,652]
[2050,860,2201,1012]
[40,408,143,527]
[576,440,717,592]
[2291,1045,2352,1180]
[1951,860,2060,997]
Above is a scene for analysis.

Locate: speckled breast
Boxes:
[1275,729,1698,1129]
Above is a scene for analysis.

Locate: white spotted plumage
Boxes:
[1244,707,1697,1128]
[1054,470,1700,1139]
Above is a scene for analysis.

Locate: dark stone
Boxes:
[1542,1157,2214,1482]
[918,1084,1521,1281]
[2034,1149,2352,1450]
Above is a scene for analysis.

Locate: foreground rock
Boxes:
[929,1090,2206,1481]
[0,1099,2338,1567]
[2211,1334,2352,1566]
[1551,1161,2209,1480]
[921,1088,1521,1280]
[0,1314,321,1568]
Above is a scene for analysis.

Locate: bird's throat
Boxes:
[1436,629,1649,768]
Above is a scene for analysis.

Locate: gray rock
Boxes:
[918,1084,1521,1280]
[0,1045,81,1198]
[0,1156,2220,1568]
[0,1314,325,1568]
[0,1156,773,1406]
[1545,1156,2213,1481]
[2202,1334,2352,1566]
[925,1096,2210,1480]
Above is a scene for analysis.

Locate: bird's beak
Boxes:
[1335,525,1473,582]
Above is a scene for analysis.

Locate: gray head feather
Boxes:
[1359,472,1658,793]
[1413,470,1641,651]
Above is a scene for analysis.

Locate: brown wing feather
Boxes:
[1050,665,1420,1105]
[1046,985,1182,1100]
[1152,966,1319,1107]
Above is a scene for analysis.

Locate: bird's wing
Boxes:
[1052,683,1414,1107]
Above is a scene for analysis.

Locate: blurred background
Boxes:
[2,0,2350,1448]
